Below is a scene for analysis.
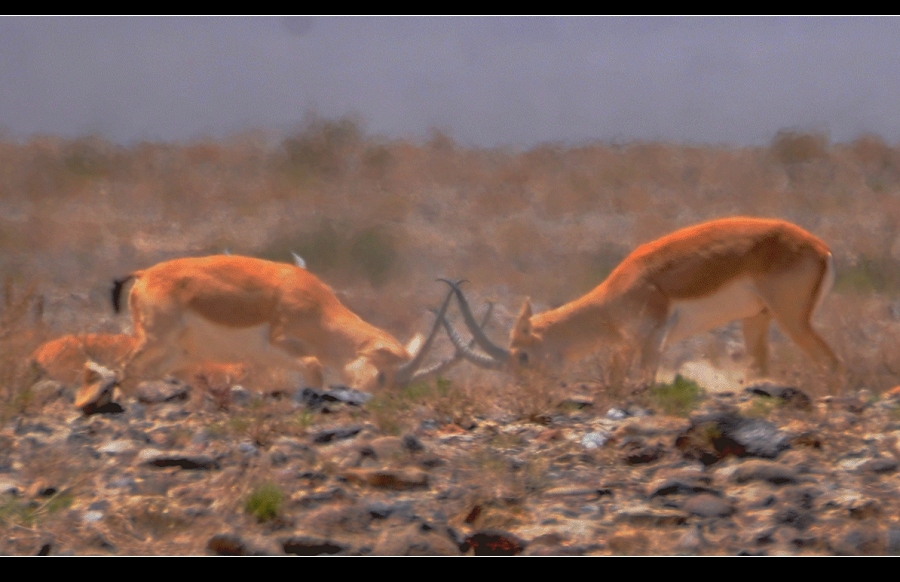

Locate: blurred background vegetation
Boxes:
[3,115,900,393]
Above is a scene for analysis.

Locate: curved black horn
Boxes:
[395,279,463,384]
[437,278,510,361]
[433,306,505,370]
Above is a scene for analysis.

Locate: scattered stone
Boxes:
[745,382,812,410]
[361,436,405,460]
[312,425,363,444]
[834,528,884,556]
[136,378,191,404]
[417,454,445,469]
[731,460,801,485]
[87,532,116,552]
[858,457,898,474]
[647,475,718,498]
[580,431,610,450]
[207,534,253,556]
[887,528,900,555]
[848,498,882,520]
[615,505,687,527]
[236,441,258,457]
[620,439,665,465]
[462,530,526,556]
[138,449,220,470]
[683,493,734,518]
[372,523,460,556]
[297,386,371,409]
[342,469,429,490]
[773,507,816,530]
[607,408,628,420]
[82,510,104,523]
[230,385,252,406]
[675,524,707,554]
[98,439,136,455]
[402,433,424,452]
[9,350,900,555]
[292,487,351,509]
[676,411,790,465]
[544,487,609,499]
[366,501,415,521]
[281,536,349,556]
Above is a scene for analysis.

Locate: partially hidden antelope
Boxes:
[439,217,841,384]
[111,255,464,392]
[30,333,249,389]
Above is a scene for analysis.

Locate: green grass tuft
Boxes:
[244,482,284,523]
[651,375,705,417]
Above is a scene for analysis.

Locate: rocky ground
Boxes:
[2,366,900,556]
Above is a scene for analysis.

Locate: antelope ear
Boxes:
[511,298,534,341]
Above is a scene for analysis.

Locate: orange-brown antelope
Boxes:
[111,255,461,392]
[440,217,841,384]
[31,333,137,386]
[30,333,249,389]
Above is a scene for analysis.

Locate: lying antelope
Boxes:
[30,333,249,389]
[111,255,460,392]
[440,217,841,384]
[31,333,137,386]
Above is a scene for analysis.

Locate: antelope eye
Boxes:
[518,351,529,366]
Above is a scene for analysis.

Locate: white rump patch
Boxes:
[662,276,766,347]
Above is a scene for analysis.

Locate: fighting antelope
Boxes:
[111,255,461,392]
[440,217,841,384]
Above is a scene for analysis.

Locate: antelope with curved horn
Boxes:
[439,217,841,384]
[111,255,463,392]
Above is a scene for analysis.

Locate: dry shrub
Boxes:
[3,119,900,407]
[425,377,489,428]
[849,134,894,170]
[0,278,47,418]
[365,377,474,435]
[505,371,566,424]
[281,114,363,181]
[769,130,830,165]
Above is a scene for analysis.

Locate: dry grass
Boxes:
[2,120,900,411]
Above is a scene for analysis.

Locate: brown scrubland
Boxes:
[3,118,900,554]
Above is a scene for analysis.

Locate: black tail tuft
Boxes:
[111,275,134,313]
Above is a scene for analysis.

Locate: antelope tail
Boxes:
[111,274,136,313]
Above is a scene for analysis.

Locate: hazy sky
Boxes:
[1,16,898,147]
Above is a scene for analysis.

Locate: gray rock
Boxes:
[372,523,460,556]
[580,431,610,450]
[136,378,190,404]
[745,382,812,410]
[138,449,220,470]
[683,493,734,518]
[731,460,801,485]
[281,536,349,556]
[312,425,363,444]
[676,411,790,465]
[462,530,526,556]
